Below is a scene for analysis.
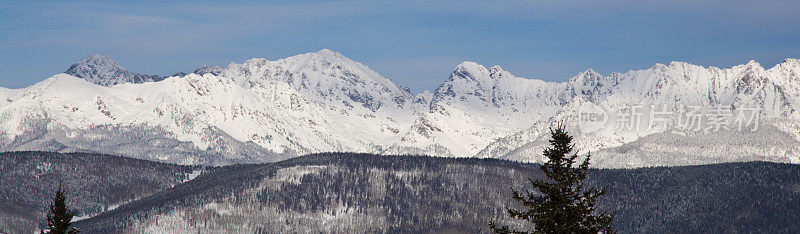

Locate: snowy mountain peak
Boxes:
[435,62,490,96]
[65,54,165,86]
[6,52,800,168]
[193,65,223,76]
[665,61,703,71]
[727,60,765,73]
[781,58,800,65]
[453,61,489,75]
[582,68,599,75]
[772,58,800,74]
[67,54,125,76]
[276,49,355,67]
[301,49,375,74]
[489,65,514,80]
[489,65,504,73]
[569,69,603,82]
[82,54,117,66]
[212,50,414,112]
[315,48,342,57]
[444,61,499,86]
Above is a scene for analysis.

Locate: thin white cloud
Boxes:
[0,1,384,55]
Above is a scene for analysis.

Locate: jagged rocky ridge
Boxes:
[2,50,800,167]
[64,54,175,86]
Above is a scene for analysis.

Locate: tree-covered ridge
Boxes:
[1,151,798,233]
[69,153,800,233]
[0,151,196,233]
[594,162,800,233]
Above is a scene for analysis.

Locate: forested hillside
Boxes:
[3,152,798,233]
[0,151,197,233]
[68,153,800,233]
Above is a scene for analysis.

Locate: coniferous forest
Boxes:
[2,151,799,233]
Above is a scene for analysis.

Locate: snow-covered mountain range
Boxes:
[2,50,799,167]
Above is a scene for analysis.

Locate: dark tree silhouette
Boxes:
[42,183,80,234]
[490,125,614,233]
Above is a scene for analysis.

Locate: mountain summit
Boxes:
[65,54,166,86]
[3,51,800,167]
[218,49,414,111]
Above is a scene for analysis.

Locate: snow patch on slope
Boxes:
[3,51,800,168]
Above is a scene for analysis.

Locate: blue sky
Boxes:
[1,0,799,93]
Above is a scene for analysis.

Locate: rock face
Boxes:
[65,54,168,86]
[2,50,800,167]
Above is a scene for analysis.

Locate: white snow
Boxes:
[2,50,800,168]
[182,169,203,183]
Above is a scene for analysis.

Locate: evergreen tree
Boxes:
[42,183,80,234]
[490,125,614,233]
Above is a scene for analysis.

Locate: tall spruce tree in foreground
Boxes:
[42,183,80,234]
[490,125,614,233]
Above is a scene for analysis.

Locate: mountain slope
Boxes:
[71,153,800,233]
[2,51,800,167]
[477,59,800,164]
[0,151,197,233]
